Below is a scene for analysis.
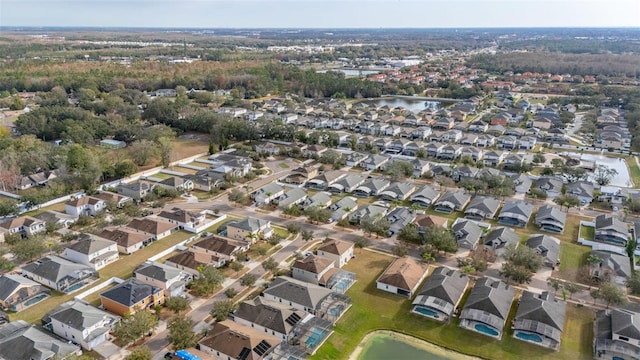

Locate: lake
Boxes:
[368,97,456,112]
[563,152,632,188]
[316,69,380,76]
[352,332,477,360]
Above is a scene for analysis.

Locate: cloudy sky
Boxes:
[2,0,639,28]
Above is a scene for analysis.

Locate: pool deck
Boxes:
[348,330,481,360]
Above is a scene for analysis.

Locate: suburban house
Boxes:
[526,234,561,269]
[116,182,154,201]
[345,152,368,167]
[156,208,208,233]
[125,218,179,240]
[361,154,390,171]
[306,171,346,190]
[566,181,595,205]
[251,183,286,205]
[99,278,165,317]
[42,300,120,350]
[329,196,358,222]
[93,191,132,208]
[534,177,563,199]
[64,196,106,217]
[452,219,483,249]
[387,207,416,236]
[0,274,50,312]
[0,216,46,239]
[34,211,77,229]
[164,250,225,275]
[191,235,250,263]
[97,227,154,254]
[483,227,519,252]
[22,255,96,293]
[232,297,311,341]
[464,196,501,220]
[349,205,388,224]
[284,166,318,185]
[513,291,566,350]
[227,217,273,242]
[415,214,450,235]
[316,238,354,268]
[134,261,193,297]
[591,250,633,285]
[498,201,535,227]
[63,235,119,270]
[292,255,336,285]
[254,142,282,155]
[434,191,471,213]
[327,174,365,194]
[459,277,515,340]
[376,257,429,298]
[410,185,440,208]
[353,178,390,197]
[0,321,81,360]
[594,308,640,360]
[14,169,62,190]
[156,176,194,193]
[411,267,470,322]
[534,205,567,233]
[595,214,630,247]
[276,188,308,209]
[262,276,350,321]
[198,320,281,360]
[301,191,332,210]
[379,182,416,201]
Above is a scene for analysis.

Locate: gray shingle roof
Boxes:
[514,291,566,343]
[483,227,519,248]
[452,220,482,249]
[535,205,566,224]
[412,267,469,316]
[436,191,471,210]
[595,214,629,235]
[0,274,42,303]
[100,278,162,307]
[45,300,119,332]
[0,320,80,360]
[526,235,561,266]
[231,217,270,232]
[134,262,184,283]
[461,277,514,330]
[465,196,501,218]
[498,201,534,223]
[233,297,307,335]
[22,256,95,284]
[66,236,116,255]
[263,276,333,310]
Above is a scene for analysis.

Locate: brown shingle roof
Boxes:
[199,321,280,360]
[292,255,334,274]
[97,227,151,248]
[377,257,429,292]
[415,214,449,228]
[0,216,43,230]
[166,250,219,271]
[317,238,353,256]
[126,218,178,235]
[192,236,247,256]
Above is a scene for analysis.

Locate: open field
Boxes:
[312,250,592,360]
[171,137,210,161]
[10,230,193,324]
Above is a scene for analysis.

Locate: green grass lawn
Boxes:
[24,202,66,216]
[278,162,290,169]
[151,172,175,180]
[191,190,214,200]
[579,224,595,241]
[10,230,193,324]
[627,156,640,187]
[202,215,242,234]
[272,226,290,239]
[559,242,591,273]
[312,250,592,360]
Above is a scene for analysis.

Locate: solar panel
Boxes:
[285,313,302,326]
[238,347,251,360]
[253,340,272,356]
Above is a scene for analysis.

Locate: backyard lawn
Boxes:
[10,230,193,324]
[579,224,595,241]
[627,156,640,186]
[312,250,592,360]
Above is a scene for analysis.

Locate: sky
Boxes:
[1,0,639,28]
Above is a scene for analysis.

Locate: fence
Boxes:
[147,235,199,262]
[75,277,124,301]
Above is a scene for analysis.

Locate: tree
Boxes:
[547,277,562,293]
[391,244,408,257]
[385,160,413,179]
[240,273,257,287]
[626,271,640,295]
[125,347,152,360]
[228,189,247,206]
[305,206,331,224]
[561,166,588,183]
[113,311,158,345]
[286,223,301,234]
[157,137,173,167]
[191,265,226,297]
[422,226,457,254]
[501,244,544,284]
[301,230,314,241]
[114,160,138,178]
[211,300,237,322]
[597,281,627,308]
[167,316,197,350]
[553,194,581,211]
[563,282,581,299]
[230,261,244,273]
[12,236,46,262]
[532,153,546,164]
[398,224,421,244]
[129,140,158,166]
[262,258,278,273]
[360,214,390,238]
[593,165,618,186]
[164,296,189,314]
[0,199,18,217]
[627,237,638,259]
[354,236,369,252]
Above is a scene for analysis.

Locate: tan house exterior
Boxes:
[316,238,354,268]
[99,278,165,317]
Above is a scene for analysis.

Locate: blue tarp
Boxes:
[175,350,202,360]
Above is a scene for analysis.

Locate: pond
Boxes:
[352,331,478,360]
[316,69,380,76]
[563,152,632,187]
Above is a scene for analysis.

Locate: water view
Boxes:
[353,332,476,360]
[564,152,632,188]
[316,69,380,76]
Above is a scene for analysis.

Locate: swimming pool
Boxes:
[329,305,344,318]
[332,278,352,293]
[414,307,440,319]
[24,294,47,307]
[516,332,543,343]
[305,328,329,349]
[66,282,87,293]
[474,324,499,337]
